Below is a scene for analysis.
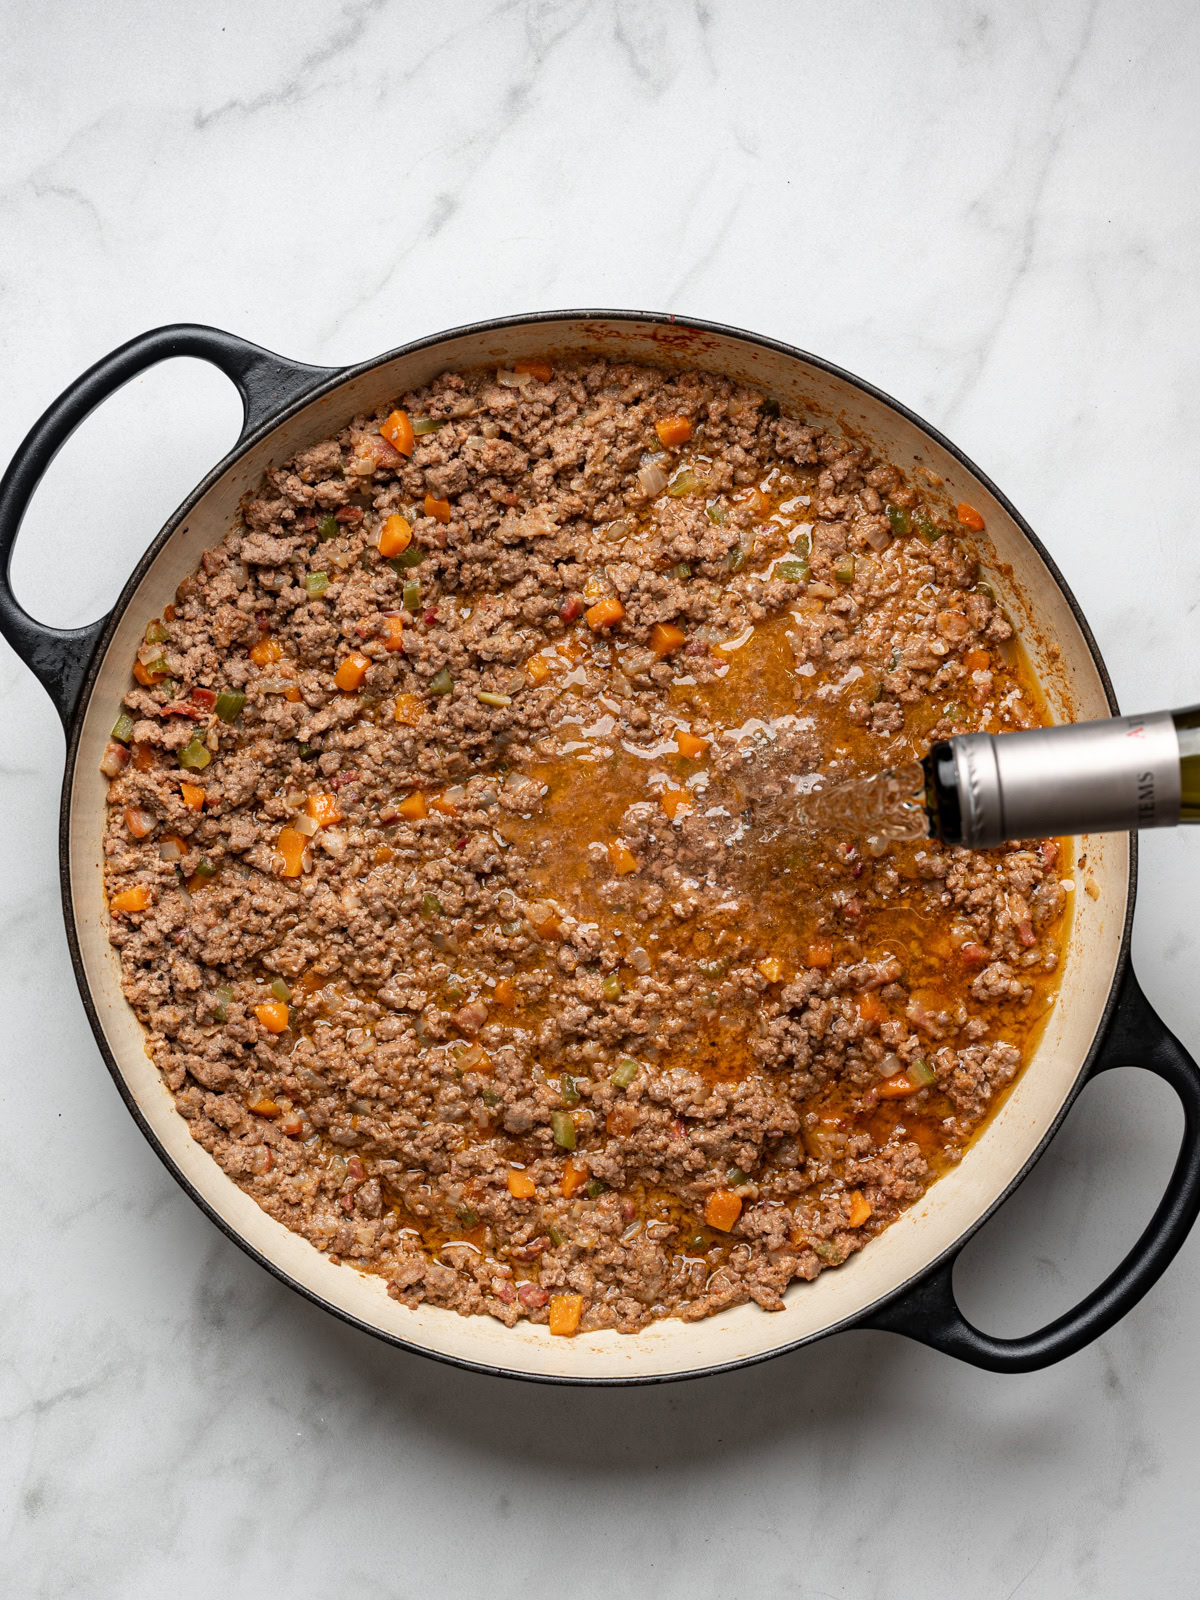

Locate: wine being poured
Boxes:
[797,705,1200,850]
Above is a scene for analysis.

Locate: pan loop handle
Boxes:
[863,961,1200,1371]
[0,324,337,728]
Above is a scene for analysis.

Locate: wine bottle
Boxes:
[923,705,1200,849]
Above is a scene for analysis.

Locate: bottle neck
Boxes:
[924,708,1187,849]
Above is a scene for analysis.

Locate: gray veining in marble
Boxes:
[2,2,1199,1594]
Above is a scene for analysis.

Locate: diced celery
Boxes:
[914,510,943,543]
[611,1058,639,1089]
[111,711,136,744]
[388,547,424,572]
[178,736,211,770]
[774,558,810,582]
[551,1110,576,1150]
[215,690,246,723]
[305,572,329,598]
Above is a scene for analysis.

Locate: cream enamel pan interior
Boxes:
[63,315,1129,1381]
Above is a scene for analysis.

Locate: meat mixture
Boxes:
[99,357,1069,1337]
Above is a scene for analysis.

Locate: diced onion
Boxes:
[293,813,319,837]
[879,1053,903,1078]
[158,839,183,862]
[496,368,533,390]
[637,461,669,497]
[629,946,651,974]
[864,523,892,552]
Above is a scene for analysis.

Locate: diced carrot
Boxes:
[247,1094,281,1118]
[674,729,707,759]
[493,977,517,1008]
[110,884,151,914]
[249,636,283,667]
[124,806,156,840]
[876,1073,919,1098]
[659,788,692,821]
[758,956,784,983]
[847,1191,873,1228]
[650,622,686,658]
[857,992,887,1026]
[276,826,308,878]
[806,941,834,968]
[956,502,985,532]
[254,1001,290,1033]
[608,839,637,875]
[548,1293,583,1336]
[532,911,562,941]
[283,685,302,703]
[133,659,168,686]
[963,648,991,673]
[430,792,459,816]
[704,1189,743,1233]
[514,358,553,382]
[380,614,405,652]
[163,604,176,622]
[377,514,412,558]
[424,494,452,523]
[738,487,771,517]
[585,597,625,630]
[393,693,423,726]
[334,651,371,692]
[161,832,188,855]
[380,410,415,456]
[655,416,693,448]
[525,654,551,684]
[132,742,156,772]
[506,1169,536,1199]
[185,872,212,894]
[180,781,206,811]
[305,792,342,828]
[561,1159,588,1199]
[396,791,428,820]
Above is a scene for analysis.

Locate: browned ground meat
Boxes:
[100,358,1067,1335]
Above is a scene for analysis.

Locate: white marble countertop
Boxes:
[3,3,1199,1594]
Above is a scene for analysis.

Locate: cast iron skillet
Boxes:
[2,314,1199,1383]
